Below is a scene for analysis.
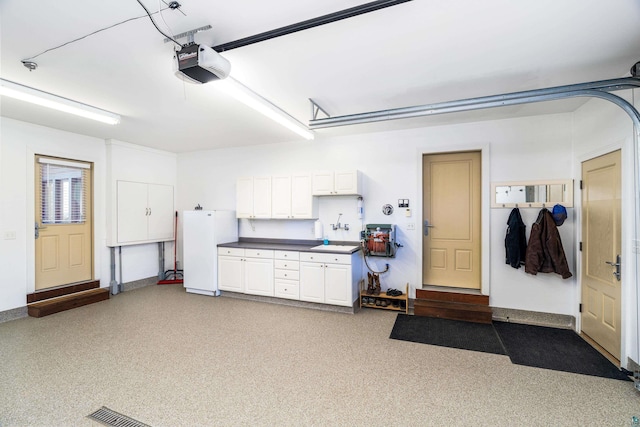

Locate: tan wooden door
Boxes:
[35,156,93,290]
[423,151,481,289]
[581,150,621,360]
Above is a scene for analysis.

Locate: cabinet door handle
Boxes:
[149,208,152,215]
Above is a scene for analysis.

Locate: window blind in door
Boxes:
[38,157,91,224]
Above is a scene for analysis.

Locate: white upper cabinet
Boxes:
[312,170,361,195]
[106,140,176,247]
[272,173,318,219]
[271,175,292,218]
[236,176,272,219]
[236,177,254,218]
[291,173,317,218]
[116,181,174,244]
[146,184,175,241]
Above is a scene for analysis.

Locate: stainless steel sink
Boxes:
[311,244,360,252]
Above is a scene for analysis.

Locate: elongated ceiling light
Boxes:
[213,77,314,140]
[0,78,121,125]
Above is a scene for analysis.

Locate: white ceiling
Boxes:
[1,0,640,153]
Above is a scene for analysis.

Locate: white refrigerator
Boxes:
[183,210,238,296]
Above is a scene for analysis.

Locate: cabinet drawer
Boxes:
[245,249,274,259]
[300,252,351,264]
[275,279,300,300]
[274,259,299,270]
[219,247,244,257]
[274,250,300,260]
[275,269,300,280]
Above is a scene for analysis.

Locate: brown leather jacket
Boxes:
[525,209,572,279]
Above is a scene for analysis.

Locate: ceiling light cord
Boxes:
[135,0,181,47]
[21,7,171,63]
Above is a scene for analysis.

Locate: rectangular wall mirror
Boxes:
[491,180,573,208]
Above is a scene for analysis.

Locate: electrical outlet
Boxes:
[406,223,415,230]
[3,231,16,240]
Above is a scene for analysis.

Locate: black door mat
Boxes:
[493,321,631,381]
[389,314,507,355]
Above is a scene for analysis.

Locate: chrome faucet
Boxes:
[331,213,349,231]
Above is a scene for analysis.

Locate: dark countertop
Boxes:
[218,238,362,254]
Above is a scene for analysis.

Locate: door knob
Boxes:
[424,220,434,236]
[34,222,47,239]
[605,254,621,281]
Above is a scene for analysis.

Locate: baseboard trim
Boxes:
[0,306,28,323]
[492,307,575,329]
[121,277,158,292]
[220,291,356,314]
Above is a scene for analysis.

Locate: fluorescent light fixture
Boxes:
[0,78,121,125]
[213,77,314,140]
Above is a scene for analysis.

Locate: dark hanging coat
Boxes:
[525,209,572,279]
[505,208,527,268]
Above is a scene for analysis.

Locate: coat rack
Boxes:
[491,179,573,209]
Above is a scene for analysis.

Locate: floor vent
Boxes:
[87,406,151,427]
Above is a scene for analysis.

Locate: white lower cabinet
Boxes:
[218,254,244,292]
[218,248,274,296]
[299,261,325,303]
[300,252,359,307]
[274,250,300,300]
[219,247,361,307]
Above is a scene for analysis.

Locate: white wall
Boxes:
[0,118,109,311]
[178,112,577,316]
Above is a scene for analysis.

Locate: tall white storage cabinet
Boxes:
[183,210,238,296]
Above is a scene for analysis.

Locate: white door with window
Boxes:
[35,156,93,290]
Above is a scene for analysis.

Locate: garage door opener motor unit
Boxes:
[174,43,231,84]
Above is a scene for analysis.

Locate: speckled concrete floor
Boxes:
[0,285,638,426]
